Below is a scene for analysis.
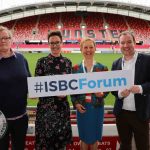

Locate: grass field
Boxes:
[23,52,122,106]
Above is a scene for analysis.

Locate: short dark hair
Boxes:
[119,31,136,43]
[48,30,62,43]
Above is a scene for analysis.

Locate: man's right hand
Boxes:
[121,89,130,98]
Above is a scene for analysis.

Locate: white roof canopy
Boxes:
[0,0,150,23]
[0,0,150,11]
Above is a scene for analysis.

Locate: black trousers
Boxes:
[116,109,149,150]
[0,115,28,150]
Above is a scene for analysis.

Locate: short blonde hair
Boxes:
[80,38,96,51]
[0,25,12,38]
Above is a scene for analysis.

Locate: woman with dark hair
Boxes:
[35,30,72,150]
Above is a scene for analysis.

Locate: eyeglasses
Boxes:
[0,37,11,41]
[49,41,61,46]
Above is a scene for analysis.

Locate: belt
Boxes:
[6,112,27,120]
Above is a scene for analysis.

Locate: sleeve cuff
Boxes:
[118,90,124,99]
[138,85,143,94]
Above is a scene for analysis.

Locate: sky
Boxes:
[0,0,150,11]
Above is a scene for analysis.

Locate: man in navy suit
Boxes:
[111,31,150,150]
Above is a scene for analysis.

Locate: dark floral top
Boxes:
[71,62,109,108]
[34,54,72,150]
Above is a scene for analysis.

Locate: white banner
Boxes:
[28,70,133,98]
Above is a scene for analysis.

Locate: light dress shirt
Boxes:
[118,52,142,111]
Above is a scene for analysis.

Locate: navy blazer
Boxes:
[111,53,150,121]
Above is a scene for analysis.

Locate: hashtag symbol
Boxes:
[34,82,43,93]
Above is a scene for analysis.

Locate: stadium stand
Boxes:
[13,16,38,42]
[84,12,104,29]
[62,12,82,29]
[2,20,15,30]
[126,17,150,44]
[104,13,128,32]
[2,12,149,54]
[1,12,150,49]
[34,13,60,40]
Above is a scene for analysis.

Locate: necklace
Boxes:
[82,59,95,73]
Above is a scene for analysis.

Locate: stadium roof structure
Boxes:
[0,0,150,23]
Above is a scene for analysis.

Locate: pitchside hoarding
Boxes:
[9,124,120,150]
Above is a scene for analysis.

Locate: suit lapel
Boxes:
[135,53,142,83]
[117,58,122,70]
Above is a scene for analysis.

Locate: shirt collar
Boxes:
[48,53,62,59]
[122,52,138,63]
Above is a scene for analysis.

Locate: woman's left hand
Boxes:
[75,104,86,113]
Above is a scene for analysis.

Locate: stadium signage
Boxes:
[28,70,133,98]
[62,29,119,39]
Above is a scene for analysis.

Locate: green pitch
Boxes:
[23,52,122,107]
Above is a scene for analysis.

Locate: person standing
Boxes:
[0,26,31,150]
[35,30,72,150]
[71,38,108,150]
[111,31,150,150]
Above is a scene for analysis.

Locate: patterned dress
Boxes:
[35,54,72,150]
